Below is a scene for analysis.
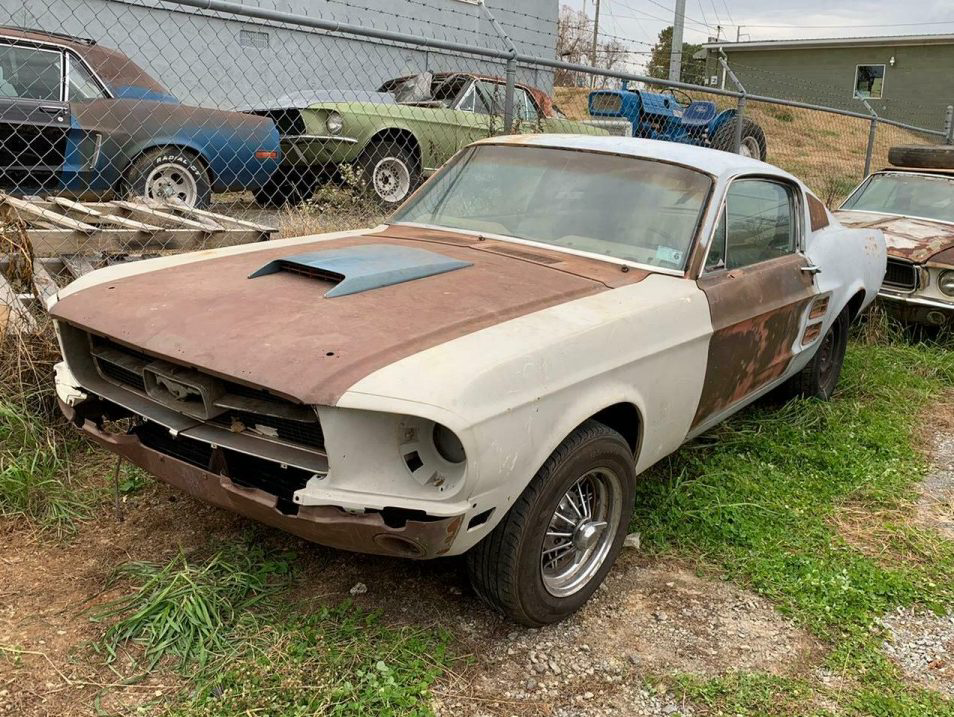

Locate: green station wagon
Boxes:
[250,72,607,207]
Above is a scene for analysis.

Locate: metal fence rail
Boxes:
[0,0,948,266]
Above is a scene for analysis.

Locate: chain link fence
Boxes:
[0,0,949,266]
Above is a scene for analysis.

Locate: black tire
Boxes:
[124,148,211,208]
[710,117,768,161]
[466,420,636,626]
[784,306,849,400]
[252,167,317,208]
[887,144,954,170]
[358,140,419,207]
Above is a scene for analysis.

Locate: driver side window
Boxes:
[706,179,798,271]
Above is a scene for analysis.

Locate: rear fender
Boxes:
[707,108,738,135]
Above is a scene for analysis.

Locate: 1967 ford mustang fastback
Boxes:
[50,136,886,625]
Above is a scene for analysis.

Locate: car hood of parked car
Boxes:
[50,226,652,407]
[834,210,954,265]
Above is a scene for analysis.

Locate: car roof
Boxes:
[0,25,168,96]
[476,134,795,180]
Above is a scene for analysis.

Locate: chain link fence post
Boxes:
[945,105,954,145]
[861,98,879,178]
[717,52,746,153]
[479,0,517,133]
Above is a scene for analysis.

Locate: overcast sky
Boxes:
[562,0,954,69]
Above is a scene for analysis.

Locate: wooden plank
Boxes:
[0,270,38,333]
[2,194,97,232]
[109,201,216,231]
[27,228,265,256]
[148,200,225,231]
[31,259,60,309]
[61,255,98,280]
[49,197,163,232]
[182,204,276,232]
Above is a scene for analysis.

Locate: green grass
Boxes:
[0,397,88,536]
[164,603,452,717]
[635,336,954,715]
[93,543,294,671]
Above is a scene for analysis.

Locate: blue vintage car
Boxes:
[0,27,280,207]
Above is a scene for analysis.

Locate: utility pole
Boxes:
[590,0,601,86]
[669,0,686,82]
[736,25,742,41]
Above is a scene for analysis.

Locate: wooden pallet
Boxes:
[0,193,276,255]
[0,194,278,334]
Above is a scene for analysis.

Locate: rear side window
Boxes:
[707,179,797,270]
[0,44,62,101]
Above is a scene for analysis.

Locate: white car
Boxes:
[50,136,886,625]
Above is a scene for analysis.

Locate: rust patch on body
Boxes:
[808,195,830,231]
[52,226,649,406]
[836,211,954,264]
[692,255,815,427]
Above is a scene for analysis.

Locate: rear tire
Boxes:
[124,148,211,208]
[887,144,954,170]
[466,420,636,626]
[782,306,849,400]
[358,140,419,207]
[711,118,768,161]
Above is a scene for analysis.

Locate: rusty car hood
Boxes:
[834,210,954,265]
[51,226,650,406]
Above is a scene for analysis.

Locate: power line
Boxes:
[737,19,954,29]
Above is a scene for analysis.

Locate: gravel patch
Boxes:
[880,607,954,698]
[916,432,954,541]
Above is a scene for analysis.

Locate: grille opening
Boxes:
[211,410,324,451]
[134,422,314,504]
[883,259,918,291]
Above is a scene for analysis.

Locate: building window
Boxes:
[854,64,885,99]
[239,29,269,49]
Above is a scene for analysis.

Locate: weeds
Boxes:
[0,397,87,536]
[165,602,452,717]
[93,543,294,671]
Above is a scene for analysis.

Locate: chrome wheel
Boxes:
[144,162,199,205]
[372,156,411,204]
[541,468,623,598]
[739,136,761,159]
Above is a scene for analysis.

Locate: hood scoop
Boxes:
[248,243,472,297]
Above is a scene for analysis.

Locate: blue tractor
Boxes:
[588,83,767,161]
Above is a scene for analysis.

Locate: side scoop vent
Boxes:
[249,244,472,297]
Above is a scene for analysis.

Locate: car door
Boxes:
[0,41,71,193]
[691,177,820,430]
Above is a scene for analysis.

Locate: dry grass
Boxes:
[554,86,936,206]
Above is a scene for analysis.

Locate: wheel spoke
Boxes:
[546,530,572,539]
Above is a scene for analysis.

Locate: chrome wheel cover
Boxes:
[144,162,199,206]
[372,157,411,204]
[541,468,623,598]
[739,136,760,159]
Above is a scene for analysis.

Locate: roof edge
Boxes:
[703,34,954,52]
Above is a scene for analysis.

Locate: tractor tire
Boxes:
[887,145,954,170]
[711,118,768,161]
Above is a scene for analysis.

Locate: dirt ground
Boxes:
[2,400,952,717]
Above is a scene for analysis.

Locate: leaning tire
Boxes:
[887,144,954,170]
[711,117,768,161]
[783,306,849,400]
[466,420,636,626]
[124,148,211,208]
[358,140,419,206]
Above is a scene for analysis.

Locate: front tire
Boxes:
[467,420,636,626]
[711,117,768,161]
[124,148,211,208]
[358,140,419,206]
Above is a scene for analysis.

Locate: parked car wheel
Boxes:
[359,141,419,206]
[887,144,954,170]
[252,167,317,208]
[711,118,767,161]
[124,148,211,208]
[467,420,636,626]
[784,306,849,400]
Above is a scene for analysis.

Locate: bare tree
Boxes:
[555,4,630,86]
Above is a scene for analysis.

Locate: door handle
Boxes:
[801,265,822,275]
[37,105,64,114]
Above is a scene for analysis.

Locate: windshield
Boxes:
[841,172,954,224]
[392,145,712,270]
